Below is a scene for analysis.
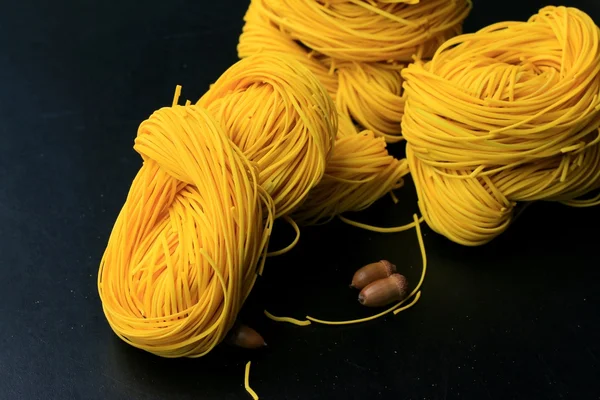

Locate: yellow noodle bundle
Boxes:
[198,54,337,218]
[246,0,470,63]
[294,130,409,224]
[402,6,600,246]
[238,2,339,97]
[335,61,406,141]
[238,0,472,142]
[98,105,274,357]
[98,54,337,357]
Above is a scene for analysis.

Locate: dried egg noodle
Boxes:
[198,54,337,218]
[293,130,410,225]
[98,104,274,358]
[98,54,336,358]
[402,6,600,246]
[238,0,472,142]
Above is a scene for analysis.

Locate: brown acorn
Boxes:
[226,324,266,349]
[350,260,397,290]
[358,274,408,308]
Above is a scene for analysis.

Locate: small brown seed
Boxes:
[358,274,408,308]
[226,324,266,349]
[351,260,397,290]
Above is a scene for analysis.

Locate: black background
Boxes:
[1,1,599,399]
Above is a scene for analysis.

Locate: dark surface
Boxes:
[1,1,599,399]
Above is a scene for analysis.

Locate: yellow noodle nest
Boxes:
[98,104,274,358]
[238,0,472,142]
[402,6,600,246]
[198,54,338,218]
[98,54,337,358]
[293,130,409,225]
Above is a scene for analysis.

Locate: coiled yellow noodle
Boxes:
[98,54,337,358]
[245,362,259,400]
[98,105,274,358]
[335,61,406,142]
[198,54,338,218]
[238,1,339,97]
[402,6,600,246]
[293,130,409,224]
[251,0,470,63]
[238,0,472,142]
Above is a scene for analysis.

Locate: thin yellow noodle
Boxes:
[293,131,410,225]
[266,216,301,259]
[245,362,259,400]
[305,292,422,326]
[263,310,312,326]
[339,215,424,233]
